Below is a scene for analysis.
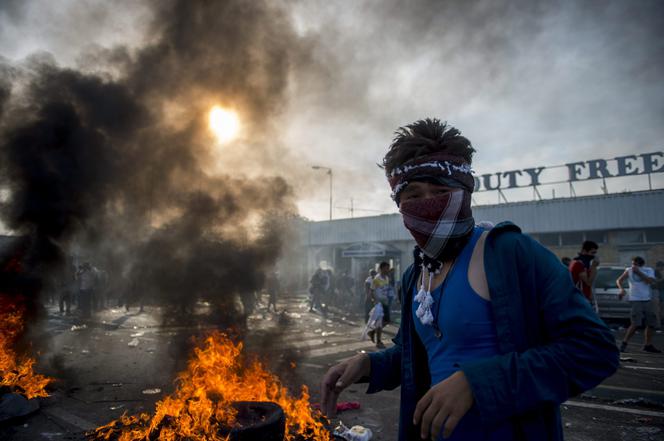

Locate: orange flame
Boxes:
[0,293,53,399]
[93,332,330,441]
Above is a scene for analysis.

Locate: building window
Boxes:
[538,233,560,247]
[560,232,584,247]
[584,230,607,244]
[645,228,664,243]
[613,230,645,244]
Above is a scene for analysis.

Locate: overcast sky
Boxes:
[1,0,662,222]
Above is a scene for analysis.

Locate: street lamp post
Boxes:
[312,165,333,220]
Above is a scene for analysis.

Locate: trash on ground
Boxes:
[130,332,144,337]
[70,324,87,331]
[109,404,125,410]
[141,388,162,395]
[128,338,140,347]
[619,357,637,362]
[333,421,373,441]
[311,401,360,413]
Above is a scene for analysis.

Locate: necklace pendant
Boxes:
[434,329,442,339]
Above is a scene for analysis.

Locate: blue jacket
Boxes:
[367,222,619,440]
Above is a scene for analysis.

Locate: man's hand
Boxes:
[591,258,600,268]
[618,288,626,299]
[413,371,474,440]
[320,353,370,417]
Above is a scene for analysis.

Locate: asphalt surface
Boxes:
[1,293,663,440]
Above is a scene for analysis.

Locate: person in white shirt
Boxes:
[617,256,660,353]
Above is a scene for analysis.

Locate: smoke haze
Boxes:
[0,0,310,326]
[0,0,662,217]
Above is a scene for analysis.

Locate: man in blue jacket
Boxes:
[321,119,619,440]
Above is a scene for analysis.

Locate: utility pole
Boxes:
[312,165,333,220]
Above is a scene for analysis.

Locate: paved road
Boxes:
[1,293,663,440]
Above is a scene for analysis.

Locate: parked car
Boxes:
[594,265,631,320]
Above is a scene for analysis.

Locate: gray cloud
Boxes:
[0,0,662,219]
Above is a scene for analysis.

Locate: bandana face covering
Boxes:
[399,189,475,260]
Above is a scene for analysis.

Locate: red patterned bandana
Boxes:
[387,153,475,203]
[387,153,475,260]
[399,189,474,260]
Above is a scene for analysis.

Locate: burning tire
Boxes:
[220,401,285,441]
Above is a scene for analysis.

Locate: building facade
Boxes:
[301,189,664,288]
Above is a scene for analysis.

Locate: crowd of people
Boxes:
[47,261,116,317]
[307,267,358,314]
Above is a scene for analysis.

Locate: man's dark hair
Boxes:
[379,261,390,270]
[581,240,599,252]
[382,118,475,175]
[632,256,645,266]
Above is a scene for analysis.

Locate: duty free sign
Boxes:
[473,151,664,192]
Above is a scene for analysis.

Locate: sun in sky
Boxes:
[208,105,240,143]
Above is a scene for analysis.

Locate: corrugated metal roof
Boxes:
[305,190,664,246]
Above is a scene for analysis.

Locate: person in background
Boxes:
[617,256,661,353]
[321,118,618,441]
[266,271,280,313]
[77,262,96,318]
[569,240,599,305]
[654,261,664,328]
[369,261,393,349]
[364,269,377,322]
[338,270,355,307]
[308,267,327,313]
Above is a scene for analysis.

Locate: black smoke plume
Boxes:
[0,0,305,329]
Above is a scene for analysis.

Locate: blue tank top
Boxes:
[413,227,513,440]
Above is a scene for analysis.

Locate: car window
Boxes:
[595,268,628,289]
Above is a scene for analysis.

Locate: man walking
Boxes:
[321,118,618,441]
[568,240,599,306]
[368,262,394,349]
[363,269,376,322]
[617,256,661,353]
[266,271,280,313]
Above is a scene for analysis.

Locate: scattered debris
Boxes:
[128,338,140,347]
[70,324,87,331]
[636,426,661,435]
[141,388,162,395]
[619,357,637,363]
[112,384,123,388]
[81,349,90,354]
[321,331,336,337]
[130,332,144,337]
[610,398,659,407]
[40,433,64,440]
[334,421,373,441]
[109,405,125,410]
[311,401,360,414]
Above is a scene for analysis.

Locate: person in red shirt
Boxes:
[568,240,599,303]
